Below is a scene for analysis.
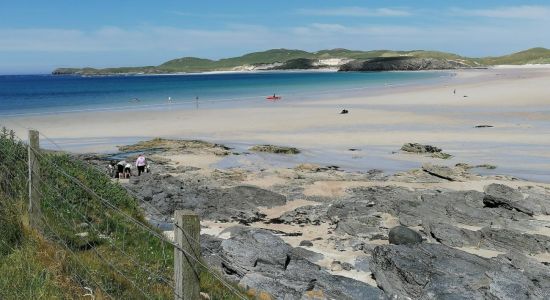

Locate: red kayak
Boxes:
[266,95,282,101]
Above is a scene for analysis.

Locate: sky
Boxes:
[0,0,549,74]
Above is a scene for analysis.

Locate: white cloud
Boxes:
[451,5,550,19]
[297,7,411,17]
[0,26,274,53]
[292,23,420,37]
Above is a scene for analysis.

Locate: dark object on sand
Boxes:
[299,240,313,247]
[475,125,494,128]
[250,144,300,154]
[388,226,423,245]
[340,109,349,114]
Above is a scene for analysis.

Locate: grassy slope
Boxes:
[52,47,550,74]
[0,133,244,299]
[478,47,550,65]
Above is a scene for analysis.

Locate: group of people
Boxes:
[108,154,149,179]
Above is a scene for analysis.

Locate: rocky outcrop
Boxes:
[203,227,385,299]
[370,243,549,299]
[421,163,461,181]
[401,142,452,159]
[484,183,534,216]
[340,57,470,71]
[127,173,286,224]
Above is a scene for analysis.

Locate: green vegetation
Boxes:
[53,47,550,75]
[271,58,318,70]
[478,48,550,65]
[0,131,244,299]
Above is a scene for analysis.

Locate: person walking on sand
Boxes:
[135,154,147,176]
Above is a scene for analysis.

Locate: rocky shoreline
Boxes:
[82,139,550,299]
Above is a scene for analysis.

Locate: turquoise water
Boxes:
[0,71,445,116]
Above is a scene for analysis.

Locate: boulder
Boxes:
[299,240,313,247]
[388,226,422,245]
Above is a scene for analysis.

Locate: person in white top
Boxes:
[135,154,147,176]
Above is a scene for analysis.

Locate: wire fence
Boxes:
[0,126,248,300]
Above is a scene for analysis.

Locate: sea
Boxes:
[0,71,445,116]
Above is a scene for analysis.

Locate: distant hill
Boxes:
[52,47,550,75]
[478,48,550,65]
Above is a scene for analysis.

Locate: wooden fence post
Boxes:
[28,130,40,229]
[174,210,201,300]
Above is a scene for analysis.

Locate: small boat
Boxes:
[266,95,282,101]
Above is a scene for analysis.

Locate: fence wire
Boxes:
[0,126,248,300]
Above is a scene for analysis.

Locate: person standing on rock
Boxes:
[135,154,147,176]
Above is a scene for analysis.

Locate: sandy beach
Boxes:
[4,67,550,182]
[4,67,550,298]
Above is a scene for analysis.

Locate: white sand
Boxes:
[4,68,550,151]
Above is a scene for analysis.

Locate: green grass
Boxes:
[0,130,247,299]
[478,47,550,65]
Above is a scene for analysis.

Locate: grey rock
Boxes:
[424,222,481,247]
[388,226,422,245]
[341,262,354,271]
[484,184,534,216]
[422,163,460,181]
[398,214,422,227]
[291,247,324,263]
[336,216,383,237]
[127,173,286,223]
[269,205,329,225]
[496,251,550,291]
[478,227,550,254]
[370,243,548,299]
[401,143,442,154]
[354,256,370,272]
[299,240,313,247]
[523,191,550,215]
[425,222,550,255]
[207,227,385,299]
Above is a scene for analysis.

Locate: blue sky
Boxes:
[0,0,549,73]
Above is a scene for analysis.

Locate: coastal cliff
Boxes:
[339,57,472,71]
[51,47,550,75]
